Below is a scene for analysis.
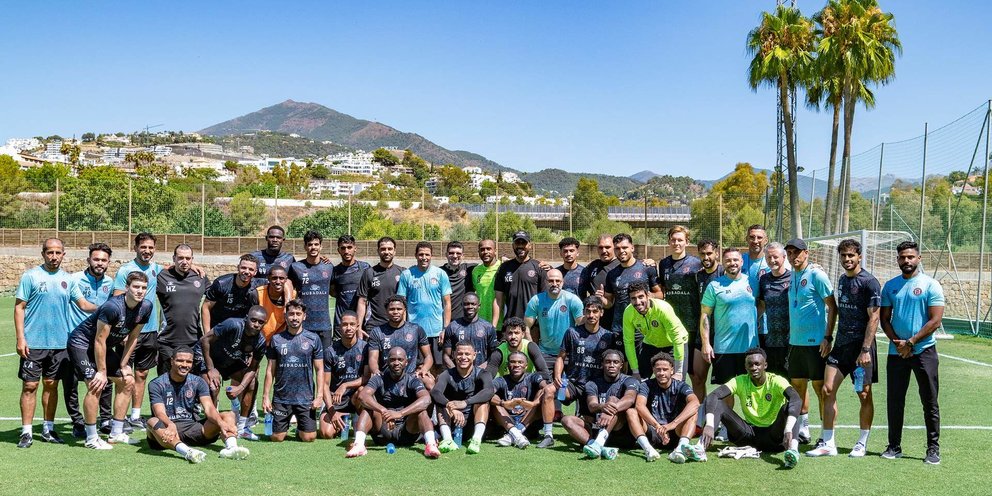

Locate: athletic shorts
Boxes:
[561,380,588,416]
[272,402,317,434]
[826,341,878,385]
[427,336,443,368]
[18,348,68,382]
[647,425,682,450]
[788,345,825,381]
[147,419,218,450]
[711,353,746,384]
[129,332,159,371]
[195,356,247,380]
[328,392,358,414]
[372,417,421,446]
[765,346,790,378]
[311,330,333,351]
[69,346,124,381]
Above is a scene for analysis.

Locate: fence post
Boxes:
[643,196,648,245]
[978,102,991,334]
[919,123,928,244]
[200,183,206,252]
[808,169,816,237]
[874,143,885,230]
[274,184,280,225]
[127,178,133,236]
[55,177,60,235]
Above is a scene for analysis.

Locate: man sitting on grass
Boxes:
[561,349,640,460]
[431,341,495,454]
[491,351,554,449]
[630,352,699,463]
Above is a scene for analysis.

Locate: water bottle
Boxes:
[853,366,865,393]
[557,375,569,401]
[341,414,352,441]
[386,443,397,454]
[264,412,274,436]
[453,426,463,447]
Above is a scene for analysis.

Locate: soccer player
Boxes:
[658,226,702,369]
[561,350,640,459]
[741,224,772,295]
[603,233,662,334]
[756,242,791,377]
[66,242,114,438]
[112,232,164,431]
[691,239,723,404]
[68,272,153,449]
[807,239,881,458]
[432,341,495,454]
[524,268,584,367]
[784,238,836,446]
[557,237,584,295]
[486,317,552,380]
[146,346,249,463]
[251,265,297,341]
[686,348,802,468]
[156,243,209,375]
[250,225,296,282]
[441,241,477,321]
[345,347,439,458]
[631,352,700,462]
[319,311,369,439]
[331,234,371,334]
[470,239,501,325]
[397,241,452,373]
[491,351,553,449]
[579,234,621,328]
[201,254,260,334]
[289,230,335,349]
[443,293,499,368]
[196,305,268,439]
[622,282,688,380]
[494,230,547,325]
[356,236,405,333]
[262,299,324,442]
[699,248,759,386]
[879,241,944,465]
[14,238,92,447]
[367,296,435,388]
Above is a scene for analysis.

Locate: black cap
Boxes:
[785,238,808,251]
[512,230,531,242]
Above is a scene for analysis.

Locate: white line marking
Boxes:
[876,335,992,369]
[0,353,16,358]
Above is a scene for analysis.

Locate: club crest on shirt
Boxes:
[651,320,659,327]
[302,340,311,351]
[800,279,808,287]
[395,275,401,282]
[765,393,772,401]
[527,270,536,278]
[405,333,413,341]
[322,271,330,278]
[194,280,201,288]
[683,266,690,274]
[185,388,195,399]
[746,286,753,293]
[61,281,68,289]
[634,271,643,278]
[559,305,567,313]
[459,269,466,277]
[430,277,439,286]
[913,287,923,296]
[476,329,485,338]
[759,269,767,277]
[102,286,110,293]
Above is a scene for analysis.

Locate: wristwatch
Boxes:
[823,335,833,343]
[861,346,870,353]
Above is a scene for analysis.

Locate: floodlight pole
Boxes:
[978,102,991,335]
[874,144,885,231]
[919,123,928,244]
[808,169,816,237]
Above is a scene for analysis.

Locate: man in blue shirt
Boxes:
[699,248,758,386]
[398,241,452,373]
[525,269,584,367]
[879,241,944,465]
[249,225,296,282]
[289,230,335,349]
[262,299,324,442]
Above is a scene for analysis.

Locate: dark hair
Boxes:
[602,349,625,362]
[126,271,149,285]
[133,232,156,246]
[896,241,919,254]
[268,265,287,277]
[507,351,527,362]
[386,295,407,309]
[337,234,356,246]
[172,345,195,358]
[340,310,359,321]
[239,254,259,267]
[747,224,766,234]
[612,233,633,245]
[697,239,718,251]
[502,316,526,334]
[722,247,741,257]
[415,241,433,253]
[454,340,476,352]
[558,237,580,250]
[303,230,322,245]
[583,296,604,311]
[88,242,112,258]
[446,241,464,252]
[627,281,650,298]
[744,347,767,361]
[651,351,675,368]
[377,236,396,249]
[266,225,285,237]
[286,298,307,312]
[173,243,193,256]
[837,239,862,255]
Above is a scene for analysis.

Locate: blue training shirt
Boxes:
[701,274,758,354]
[525,291,584,356]
[881,273,945,355]
[112,259,162,334]
[68,270,113,329]
[15,265,74,349]
[787,264,834,346]
[397,265,452,338]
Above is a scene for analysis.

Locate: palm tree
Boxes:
[747,5,815,238]
[815,0,901,232]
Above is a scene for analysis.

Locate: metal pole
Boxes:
[55,177,60,234]
[808,169,816,237]
[568,195,573,236]
[421,188,426,239]
[643,196,648,245]
[718,194,724,249]
[200,183,206,252]
[128,179,133,236]
[919,122,928,243]
[978,103,991,335]
[274,184,279,226]
[347,189,352,235]
[495,183,499,242]
[874,143,885,230]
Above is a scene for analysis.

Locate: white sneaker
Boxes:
[84,437,113,450]
[513,436,531,449]
[219,446,250,460]
[107,433,138,445]
[496,433,514,447]
[668,449,687,464]
[849,442,867,458]
[185,448,207,464]
[806,443,838,457]
[645,448,661,462]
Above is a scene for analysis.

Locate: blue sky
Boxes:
[1,1,989,180]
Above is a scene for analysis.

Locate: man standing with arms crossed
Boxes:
[807,239,881,458]
[356,236,404,333]
[879,241,944,465]
[290,230,335,349]
[398,241,452,374]
[156,244,209,376]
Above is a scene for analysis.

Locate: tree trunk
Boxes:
[822,96,841,234]
[840,79,857,232]
[781,78,803,239]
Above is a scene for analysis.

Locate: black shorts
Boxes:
[129,332,159,371]
[272,402,318,434]
[196,356,247,380]
[311,330,333,350]
[711,353,746,384]
[636,343,671,379]
[427,336,443,367]
[19,348,68,382]
[329,393,358,414]
[69,346,124,381]
[147,419,218,450]
[765,346,790,378]
[647,425,682,450]
[372,417,421,446]
[788,345,825,381]
[561,380,588,416]
[826,341,879,385]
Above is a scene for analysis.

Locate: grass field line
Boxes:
[875,335,992,368]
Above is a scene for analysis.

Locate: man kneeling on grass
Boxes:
[146,346,249,463]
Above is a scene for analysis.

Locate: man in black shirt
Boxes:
[201,254,259,334]
[561,349,640,459]
[319,312,369,439]
[289,230,335,348]
[443,293,498,368]
[249,225,295,283]
[331,235,371,334]
[442,241,477,321]
[432,341,495,454]
[491,351,552,449]
[157,244,209,375]
[356,236,404,333]
[603,233,662,333]
[579,234,620,327]
[557,237,585,295]
[493,231,547,325]
[658,226,702,370]
[691,239,723,404]
[630,352,700,463]
[366,296,435,388]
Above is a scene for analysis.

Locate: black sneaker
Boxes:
[16,433,33,448]
[99,420,112,435]
[880,445,903,459]
[127,417,147,431]
[924,446,940,465]
[40,430,64,444]
[537,436,555,449]
[72,423,87,439]
[798,432,811,445]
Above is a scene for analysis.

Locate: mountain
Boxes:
[630,170,659,183]
[199,100,520,173]
[700,168,911,201]
[521,168,641,197]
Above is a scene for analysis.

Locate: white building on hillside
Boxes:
[5,138,41,152]
[309,179,373,197]
[326,150,380,176]
[501,171,521,183]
